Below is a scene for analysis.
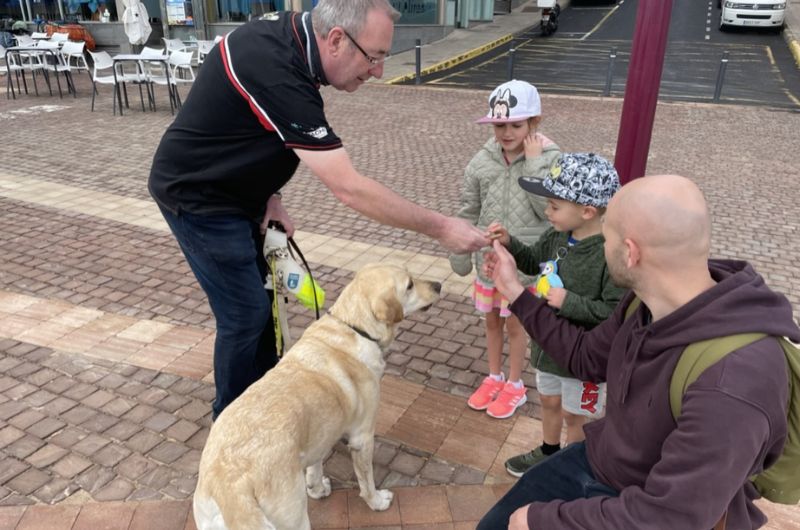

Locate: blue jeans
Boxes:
[477,442,618,529]
[159,207,278,419]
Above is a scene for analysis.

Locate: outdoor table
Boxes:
[4,46,64,99]
[111,53,170,116]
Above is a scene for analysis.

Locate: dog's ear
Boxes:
[372,292,404,324]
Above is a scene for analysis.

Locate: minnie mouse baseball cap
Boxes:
[476,80,542,124]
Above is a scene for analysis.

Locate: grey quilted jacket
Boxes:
[449,135,561,285]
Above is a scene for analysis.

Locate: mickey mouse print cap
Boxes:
[476,80,542,124]
[518,153,621,208]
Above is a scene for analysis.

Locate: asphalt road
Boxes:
[415,0,800,109]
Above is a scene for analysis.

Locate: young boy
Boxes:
[486,152,626,476]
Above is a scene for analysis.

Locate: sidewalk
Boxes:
[380,0,543,84]
[0,8,799,530]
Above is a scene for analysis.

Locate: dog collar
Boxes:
[328,314,381,344]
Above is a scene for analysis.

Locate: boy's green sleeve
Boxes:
[558,267,626,327]
[507,232,549,277]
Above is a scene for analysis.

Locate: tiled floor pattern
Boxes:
[6,296,799,528]
[0,162,547,527]
[0,328,536,498]
[0,172,474,300]
[0,485,507,530]
[0,335,543,529]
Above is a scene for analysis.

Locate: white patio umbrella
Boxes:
[122,0,152,46]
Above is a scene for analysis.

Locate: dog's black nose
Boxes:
[433,282,442,294]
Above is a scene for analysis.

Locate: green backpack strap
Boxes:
[752,337,800,504]
[623,297,641,320]
[671,335,800,504]
[669,333,767,419]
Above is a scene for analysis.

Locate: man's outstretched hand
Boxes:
[439,217,490,253]
[483,240,525,303]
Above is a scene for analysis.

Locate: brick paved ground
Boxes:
[1,70,798,529]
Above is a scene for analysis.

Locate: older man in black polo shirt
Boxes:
[148,0,486,419]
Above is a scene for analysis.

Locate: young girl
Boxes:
[449,80,560,419]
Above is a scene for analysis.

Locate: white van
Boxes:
[719,0,786,32]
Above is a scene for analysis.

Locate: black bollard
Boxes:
[603,47,617,97]
[507,47,516,81]
[713,51,729,102]
[415,39,422,85]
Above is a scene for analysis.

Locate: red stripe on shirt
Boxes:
[219,37,276,133]
[290,12,306,63]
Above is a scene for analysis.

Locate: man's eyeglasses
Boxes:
[342,29,388,66]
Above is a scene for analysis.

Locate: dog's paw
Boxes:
[307,476,331,499]
[366,489,393,511]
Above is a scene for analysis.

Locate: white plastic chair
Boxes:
[139,46,168,111]
[49,32,69,44]
[88,50,117,112]
[47,40,89,96]
[61,40,89,79]
[15,34,35,47]
[163,37,199,65]
[4,40,47,96]
[112,51,149,113]
[89,50,147,114]
[196,39,215,65]
[168,49,195,107]
[37,40,72,97]
[139,45,167,75]
[2,44,29,98]
[30,31,48,40]
[162,37,190,54]
[146,49,194,113]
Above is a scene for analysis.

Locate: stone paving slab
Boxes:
[0,336,522,508]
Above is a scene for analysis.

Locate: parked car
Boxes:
[719,0,786,32]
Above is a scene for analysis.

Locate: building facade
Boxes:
[0,0,496,54]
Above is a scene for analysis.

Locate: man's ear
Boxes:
[624,238,640,268]
[325,26,347,57]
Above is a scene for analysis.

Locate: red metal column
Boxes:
[614,0,673,184]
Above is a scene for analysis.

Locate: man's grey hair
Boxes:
[312,0,401,38]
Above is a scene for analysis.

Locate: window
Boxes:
[390,0,437,24]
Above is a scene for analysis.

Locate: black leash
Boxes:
[287,235,321,320]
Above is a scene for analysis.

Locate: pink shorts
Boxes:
[473,277,534,318]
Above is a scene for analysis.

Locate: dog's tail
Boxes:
[194,490,276,530]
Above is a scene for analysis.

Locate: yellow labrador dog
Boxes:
[194,263,441,530]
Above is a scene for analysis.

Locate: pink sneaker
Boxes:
[467,376,505,410]
[486,382,527,419]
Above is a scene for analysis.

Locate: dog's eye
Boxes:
[406,279,414,291]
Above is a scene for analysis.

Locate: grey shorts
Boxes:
[536,371,606,418]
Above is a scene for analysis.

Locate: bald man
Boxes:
[479,175,799,530]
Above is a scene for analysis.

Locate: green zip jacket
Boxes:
[508,228,626,376]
